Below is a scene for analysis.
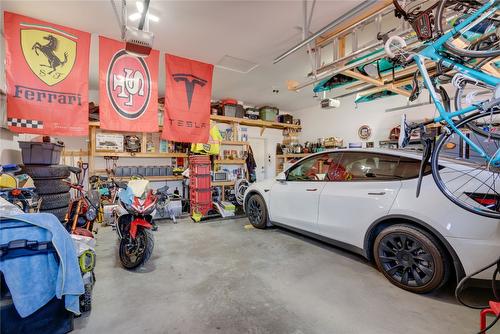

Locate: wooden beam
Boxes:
[343,70,411,97]
[315,0,393,48]
[387,86,411,97]
[482,56,500,76]
[338,36,346,58]
[342,69,385,86]
[346,61,436,90]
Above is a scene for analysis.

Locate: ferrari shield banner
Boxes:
[162,54,213,143]
[4,12,90,136]
[99,36,159,132]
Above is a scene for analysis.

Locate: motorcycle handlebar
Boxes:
[114,181,128,189]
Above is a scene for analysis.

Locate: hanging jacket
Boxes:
[191,125,223,155]
[246,145,257,183]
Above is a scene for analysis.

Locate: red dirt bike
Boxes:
[64,166,101,238]
[114,178,156,269]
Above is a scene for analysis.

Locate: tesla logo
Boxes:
[113,69,145,106]
[172,73,207,110]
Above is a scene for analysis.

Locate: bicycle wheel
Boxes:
[455,78,500,139]
[432,111,500,219]
[436,0,500,58]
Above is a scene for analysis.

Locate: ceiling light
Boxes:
[129,12,141,21]
[148,14,159,22]
[136,1,144,13]
[129,1,160,23]
[129,12,159,22]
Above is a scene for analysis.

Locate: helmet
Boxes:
[389,126,401,141]
[125,135,141,152]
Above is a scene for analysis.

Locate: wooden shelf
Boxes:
[103,175,183,181]
[211,180,236,187]
[276,153,311,159]
[221,140,248,146]
[93,151,188,158]
[214,159,246,164]
[91,117,301,131]
[210,115,301,131]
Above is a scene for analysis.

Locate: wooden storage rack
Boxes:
[88,121,188,181]
[275,153,311,174]
[88,115,299,183]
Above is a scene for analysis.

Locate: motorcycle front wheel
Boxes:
[119,228,155,269]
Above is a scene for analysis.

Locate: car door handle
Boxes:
[368,192,386,195]
[306,188,318,192]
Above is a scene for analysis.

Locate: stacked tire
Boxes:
[23,165,71,222]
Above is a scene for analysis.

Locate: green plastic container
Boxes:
[259,106,278,122]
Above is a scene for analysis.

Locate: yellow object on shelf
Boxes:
[191,125,223,155]
[192,211,203,222]
[0,174,17,188]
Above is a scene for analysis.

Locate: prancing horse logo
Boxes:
[21,28,77,86]
[32,35,68,75]
[172,73,207,110]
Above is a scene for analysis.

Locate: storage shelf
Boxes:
[221,140,248,146]
[214,159,246,164]
[93,151,188,158]
[211,180,236,187]
[91,117,301,131]
[106,175,183,181]
[210,115,301,130]
[276,153,311,159]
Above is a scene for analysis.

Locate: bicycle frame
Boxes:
[413,0,500,164]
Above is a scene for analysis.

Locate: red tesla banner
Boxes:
[4,12,90,136]
[162,54,213,143]
[99,36,159,132]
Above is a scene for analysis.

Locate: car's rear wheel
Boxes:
[246,194,268,229]
[374,224,449,293]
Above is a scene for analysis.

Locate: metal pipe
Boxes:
[317,5,394,48]
[316,27,414,75]
[110,0,126,39]
[273,0,379,64]
[138,0,150,31]
[295,51,384,91]
[307,0,317,29]
[122,0,127,39]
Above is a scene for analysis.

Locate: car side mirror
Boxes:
[276,172,286,182]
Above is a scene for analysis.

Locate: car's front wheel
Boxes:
[373,224,449,293]
[246,194,268,229]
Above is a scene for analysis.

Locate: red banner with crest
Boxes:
[162,54,213,143]
[99,36,159,132]
[4,12,90,136]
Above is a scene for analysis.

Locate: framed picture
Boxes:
[358,125,372,140]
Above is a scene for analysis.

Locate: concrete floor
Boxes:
[74,218,491,334]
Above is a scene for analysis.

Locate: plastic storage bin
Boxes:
[18,142,64,165]
[277,114,293,124]
[190,174,211,189]
[221,104,245,118]
[259,107,279,122]
[137,166,147,176]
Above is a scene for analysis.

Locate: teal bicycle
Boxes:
[385,0,500,218]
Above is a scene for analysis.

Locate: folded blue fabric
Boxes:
[0,213,84,317]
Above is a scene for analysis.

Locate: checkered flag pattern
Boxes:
[7,118,44,129]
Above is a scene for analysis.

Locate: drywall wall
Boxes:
[294,91,439,147]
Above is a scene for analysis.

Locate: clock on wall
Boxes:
[358,125,372,140]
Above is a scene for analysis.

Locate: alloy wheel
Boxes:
[377,233,435,288]
[247,198,263,225]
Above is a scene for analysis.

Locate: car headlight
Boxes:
[85,207,97,221]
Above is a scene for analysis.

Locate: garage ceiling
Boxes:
[2,0,363,111]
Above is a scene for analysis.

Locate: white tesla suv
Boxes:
[244,149,500,293]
